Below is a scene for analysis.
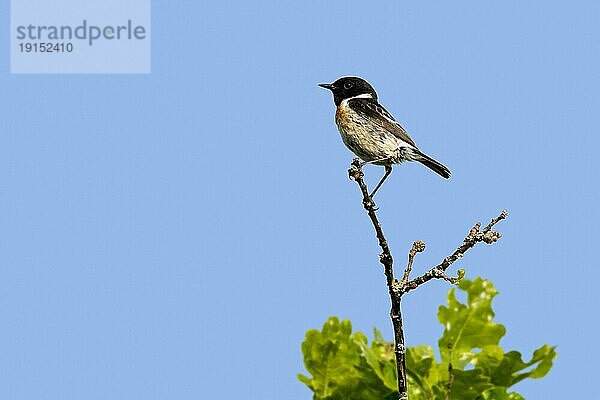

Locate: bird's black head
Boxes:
[318,77,378,106]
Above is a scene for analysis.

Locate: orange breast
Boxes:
[335,105,350,130]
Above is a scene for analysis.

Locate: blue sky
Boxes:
[1,1,598,399]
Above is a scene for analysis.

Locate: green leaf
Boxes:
[485,345,557,387]
[406,345,435,380]
[405,345,436,399]
[444,369,494,400]
[476,387,526,400]
[357,329,398,391]
[299,317,361,399]
[299,317,396,400]
[373,327,385,343]
[438,278,506,369]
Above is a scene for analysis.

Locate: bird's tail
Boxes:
[415,150,451,179]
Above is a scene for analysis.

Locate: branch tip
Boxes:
[412,240,426,254]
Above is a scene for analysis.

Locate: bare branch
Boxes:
[347,158,507,399]
[402,211,507,294]
[401,240,426,284]
[348,158,407,397]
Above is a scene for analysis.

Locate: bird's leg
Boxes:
[359,157,390,167]
[369,165,393,199]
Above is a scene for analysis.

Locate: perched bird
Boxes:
[319,76,450,197]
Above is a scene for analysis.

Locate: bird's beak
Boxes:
[318,83,335,91]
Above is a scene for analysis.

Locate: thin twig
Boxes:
[401,241,426,284]
[402,210,507,295]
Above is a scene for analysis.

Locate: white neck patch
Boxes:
[349,93,374,100]
[340,93,374,107]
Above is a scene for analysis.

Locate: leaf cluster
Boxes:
[299,278,556,400]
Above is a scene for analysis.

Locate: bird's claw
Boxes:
[348,159,363,181]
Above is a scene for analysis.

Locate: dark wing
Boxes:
[348,98,418,148]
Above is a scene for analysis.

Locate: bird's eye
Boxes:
[344,82,353,89]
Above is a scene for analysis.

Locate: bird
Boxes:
[319,76,450,198]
